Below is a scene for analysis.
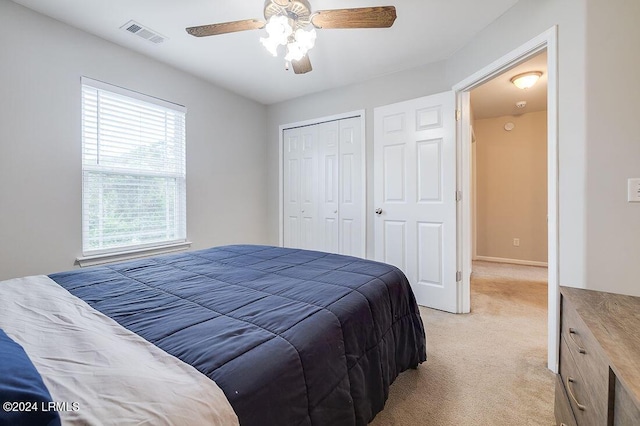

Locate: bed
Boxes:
[1,245,426,425]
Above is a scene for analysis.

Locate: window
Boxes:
[81,77,186,256]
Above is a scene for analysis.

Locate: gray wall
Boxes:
[268,0,640,297]
[585,0,640,294]
[0,0,269,280]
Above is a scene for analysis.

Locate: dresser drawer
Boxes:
[559,336,601,426]
[560,297,610,422]
[555,374,578,426]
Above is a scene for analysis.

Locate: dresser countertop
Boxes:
[560,286,640,408]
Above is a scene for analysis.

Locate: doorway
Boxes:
[469,51,550,376]
[454,27,559,371]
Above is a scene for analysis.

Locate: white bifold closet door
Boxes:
[283,116,363,257]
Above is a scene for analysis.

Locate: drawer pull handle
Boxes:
[566,376,586,411]
[569,328,586,354]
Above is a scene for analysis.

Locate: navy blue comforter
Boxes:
[50,245,426,425]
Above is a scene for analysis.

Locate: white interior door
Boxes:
[374,91,457,312]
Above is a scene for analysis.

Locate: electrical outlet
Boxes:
[513,238,520,247]
[628,178,640,202]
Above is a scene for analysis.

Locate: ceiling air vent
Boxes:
[120,20,166,44]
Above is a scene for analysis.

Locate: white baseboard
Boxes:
[473,255,548,268]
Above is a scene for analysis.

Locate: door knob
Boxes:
[375,208,383,215]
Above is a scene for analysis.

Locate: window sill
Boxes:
[76,241,192,267]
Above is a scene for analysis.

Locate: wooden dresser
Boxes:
[555,286,640,426]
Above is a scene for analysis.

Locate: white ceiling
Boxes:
[11,0,521,105]
[471,51,548,119]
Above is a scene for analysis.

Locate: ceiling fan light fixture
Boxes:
[260,15,293,56]
[261,12,317,65]
[285,28,317,62]
[260,36,280,56]
[296,27,317,50]
[510,71,543,90]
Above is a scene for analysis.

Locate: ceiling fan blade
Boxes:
[311,6,397,29]
[292,55,313,74]
[186,19,265,37]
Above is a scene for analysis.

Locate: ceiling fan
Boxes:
[186,0,397,74]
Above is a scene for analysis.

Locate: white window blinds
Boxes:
[81,77,186,255]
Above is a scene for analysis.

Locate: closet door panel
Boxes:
[339,117,363,258]
[283,129,302,248]
[318,121,340,254]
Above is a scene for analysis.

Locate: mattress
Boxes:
[50,245,427,425]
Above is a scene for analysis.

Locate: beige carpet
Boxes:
[371,261,555,425]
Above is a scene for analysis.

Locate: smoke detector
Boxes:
[515,101,527,109]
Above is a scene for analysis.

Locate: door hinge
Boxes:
[455,190,462,201]
[455,109,461,121]
[456,271,462,282]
